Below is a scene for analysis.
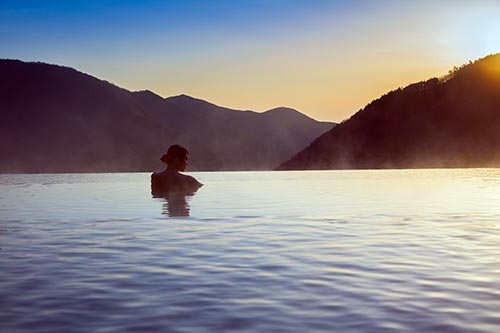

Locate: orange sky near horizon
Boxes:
[2,0,500,122]
[93,1,500,122]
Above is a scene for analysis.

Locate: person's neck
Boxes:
[166,166,180,173]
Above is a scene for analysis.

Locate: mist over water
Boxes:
[1,170,500,332]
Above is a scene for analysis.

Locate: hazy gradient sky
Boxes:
[1,0,500,121]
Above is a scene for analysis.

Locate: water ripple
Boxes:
[2,170,500,332]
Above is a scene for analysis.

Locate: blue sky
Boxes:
[2,0,500,121]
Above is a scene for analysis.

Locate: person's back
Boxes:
[151,170,202,195]
[151,145,202,196]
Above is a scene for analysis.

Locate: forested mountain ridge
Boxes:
[278,53,500,170]
[0,59,333,173]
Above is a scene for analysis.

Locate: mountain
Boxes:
[278,53,500,170]
[0,59,333,173]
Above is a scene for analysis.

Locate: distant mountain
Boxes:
[0,59,333,173]
[278,53,500,170]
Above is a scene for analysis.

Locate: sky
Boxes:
[1,0,500,122]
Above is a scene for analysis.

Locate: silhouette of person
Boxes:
[151,144,203,196]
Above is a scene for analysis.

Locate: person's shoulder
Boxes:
[181,174,203,188]
[151,172,158,182]
[151,171,166,181]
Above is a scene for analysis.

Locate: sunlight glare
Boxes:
[452,6,500,60]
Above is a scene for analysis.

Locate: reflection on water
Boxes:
[151,173,201,217]
[158,193,192,217]
[2,170,500,332]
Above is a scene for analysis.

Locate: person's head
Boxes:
[161,144,189,171]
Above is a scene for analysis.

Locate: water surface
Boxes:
[1,170,500,332]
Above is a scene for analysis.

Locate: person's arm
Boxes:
[151,173,158,194]
[192,176,203,188]
[185,175,203,190]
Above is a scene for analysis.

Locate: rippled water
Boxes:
[2,170,500,332]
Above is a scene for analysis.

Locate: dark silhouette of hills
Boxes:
[0,59,333,173]
[279,53,500,170]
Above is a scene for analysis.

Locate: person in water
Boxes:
[151,144,203,195]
